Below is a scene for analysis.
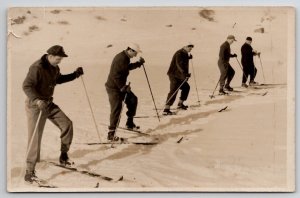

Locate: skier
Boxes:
[218,35,237,95]
[241,37,261,87]
[22,45,84,183]
[105,43,145,141]
[163,43,193,115]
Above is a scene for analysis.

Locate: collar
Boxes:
[124,50,131,58]
[41,54,58,69]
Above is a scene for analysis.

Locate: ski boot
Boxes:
[59,152,74,167]
[24,170,38,183]
[107,130,120,141]
[241,83,248,88]
[224,85,234,91]
[249,81,259,86]
[126,118,140,130]
[163,108,176,115]
[177,102,188,110]
[219,89,228,95]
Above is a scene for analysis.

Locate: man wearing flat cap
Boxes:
[163,43,193,115]
[22,45,84,183]
[241,37,261,87]
[218,35,237,95]
[105,43,145,141]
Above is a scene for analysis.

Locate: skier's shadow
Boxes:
[79,128,202,170]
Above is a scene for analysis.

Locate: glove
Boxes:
[74,67,84,78]
[139,57,145,64]
[232,53,237,57]
[257,52,261,57]
[189,54,193,59]
[186,73,191,78]
[35,99,48,111]
[120,85,131,93]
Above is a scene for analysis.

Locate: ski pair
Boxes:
[46,161,122,182]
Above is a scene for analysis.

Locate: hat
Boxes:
[246,37,252,41]
[47,45,68,57]
[227,35,237,41]
[128,43,142,53]
[186,42,194,48]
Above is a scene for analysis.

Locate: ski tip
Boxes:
[177,137,184,143]
[117,176,124,181]
[218,106,228,112]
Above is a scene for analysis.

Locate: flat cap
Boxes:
[128,43,142,53]
[186,42,194,48]
[47,45,68,57]
[246,36,252,41]
[227,35,237,41]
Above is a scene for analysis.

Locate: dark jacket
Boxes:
[167,48,190,80]
[105,50,142,91]
[241,43,257,67]
[219,41,235,64]
[23,54,77,102]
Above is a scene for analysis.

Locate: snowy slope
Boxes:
[7,7,293,191]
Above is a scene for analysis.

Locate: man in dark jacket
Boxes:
[218,35,237,94]
[22,45,84,183]
[241,37,261,87]
[105,43,145,141]
[163,43,193,115]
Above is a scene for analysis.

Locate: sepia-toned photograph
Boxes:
[7,6,295,192]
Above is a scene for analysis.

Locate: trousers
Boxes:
[25,99,73,172]
[106,88,138,130]
[166,76,190,106]
[242,64,257,83]
[218,60,235,90]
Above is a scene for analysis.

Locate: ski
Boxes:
[134,115,163,119]
[25,178,58,188]
[218,106,228,112]
[162,111,178,116]
[117,126,150,136]
[209,93,230,98]
[80,139,159,146]
[34,179,57,188]
[46,161,118,182]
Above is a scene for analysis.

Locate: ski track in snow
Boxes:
[7,7,290,191]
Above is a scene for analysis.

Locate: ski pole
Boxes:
[209,79,220,99]
[158,77,189,114]
[80,76,101,143]
[18,110,42,185]
[142,64,160,122]
[26,110,42,164]
[235,57,248,80]
[258,55,266,84]
[190,59,200,104]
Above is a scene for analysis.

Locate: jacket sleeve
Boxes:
[242,45,253,59]
[128,62,142,70]
[111,56,128,89]
[219,44,226,61]
[175,52,186,75]
[22,66,42,101]
[56,72,77,84]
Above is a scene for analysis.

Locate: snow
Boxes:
[7,7,294,192]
